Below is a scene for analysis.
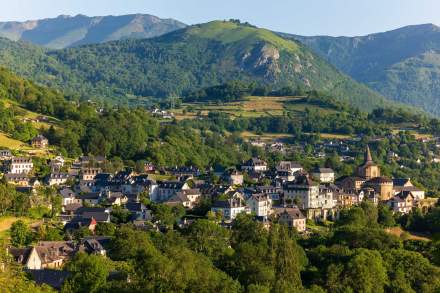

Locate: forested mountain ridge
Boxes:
[288,24,440,115]
[0,21,394,110]
[0,14,186,49]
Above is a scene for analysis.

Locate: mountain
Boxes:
[288,24,440,115]
[0,20,396,110]
[0,14,187,49]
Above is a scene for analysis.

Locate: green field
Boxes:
[174,95,336,120]
[0,132,25,149]
[3,98,60,130]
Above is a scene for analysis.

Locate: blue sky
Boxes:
[2,0,440,36]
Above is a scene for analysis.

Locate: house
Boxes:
[121,175,157,196]
[364,176,394,201]
[276,169,296,182]
[47,173,70,186]
[9,241,76,270]
[9,157,33,174]
[4,173,30,186]
[283,174,319,209]
[153,181,190,202]
[246,193,272,218]
[104,191,128,206]
[80,168,101,181]
[283,174,334,220]
[0,149,12,160]
[336,176,365,190]
[144,162,155,172]
[112,170,134,185]
[211,198,248,221]
[49,156,65,171]
[64,217,98,233]
[78,192,101,206]
[312,168,335,183]
[79,237,110,256]
[241,158,268,173]
[227,170,244,185]
[393,178,425,200]
[31,135,49,149]
[79,155,106,166]
[168,166,202,178]
[93,173,113,191]
[388,192,415,214]
[256,185,282,202]
[277,161,303,173]
[60,188,81,206]
[125,202,152,221]
[165,189,201,209]
[276,208,306,232]
[64,207,110,232]
[75,207,111,223]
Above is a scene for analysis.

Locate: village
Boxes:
[1,130,438,289]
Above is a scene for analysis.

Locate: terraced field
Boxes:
[0,132,25,149]
[174,95,335,120]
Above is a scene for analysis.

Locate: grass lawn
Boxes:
[148,174,177,181]
[0,216,41,241]
[240,131,292,141]
[0,132,25,149]
[385,227,431,241]
[319,133,353,139]
[3,98,60,130]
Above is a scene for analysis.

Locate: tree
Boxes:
[151,203,185,228]
[360,201,379,226]
[10,220,32,247]
[383,249,440,292]
[62,253,111,293]
[186,219,231,262]
[272,225,305,292]
[110,225,155,260]
[338,207,368,227]
[0,183,16,215]
[344,249,388,293]
[36,224,64,241]
[110,206,131,224]
[378,204,395,227]
[95,222,116,236]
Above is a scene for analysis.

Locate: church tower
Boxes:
[357,145,380,180]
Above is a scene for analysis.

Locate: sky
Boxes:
[1,0,440,36]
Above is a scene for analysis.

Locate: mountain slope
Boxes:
[0,21,394,110]
[289,24,440,115]
[0,14,186,49]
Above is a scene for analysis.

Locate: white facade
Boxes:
[211,205,247,221]
[242,158,268,173]
[10,157,33,174]
[312,170,335,183]
[284,179,334,210]
[153,182,190,202]
[246,194,272,217]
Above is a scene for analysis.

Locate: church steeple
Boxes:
[358,144,380,179]
[364,145,373,163]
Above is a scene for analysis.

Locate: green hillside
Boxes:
[290,24,440,115]
[0,21,393,111]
